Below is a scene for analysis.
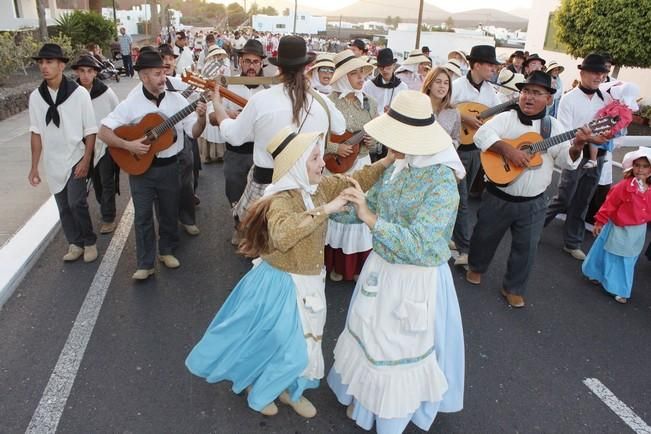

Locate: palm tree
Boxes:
[36,0,48,40]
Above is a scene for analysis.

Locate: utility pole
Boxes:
[415,0,424,48]
[112,0,117,24]
[337,15,342,39]
[293,0,297,34]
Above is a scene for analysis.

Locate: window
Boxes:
[543,11,566,52]
[301,15,305,20]
[13,0,22,18]
[276,24,286,29]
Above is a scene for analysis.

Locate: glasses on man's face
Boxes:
[318,67,334,74]
[520,88,549,97]
[242,59,262,66]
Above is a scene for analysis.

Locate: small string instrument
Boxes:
[181,71,248,108]
[480,116,617,186]
[324,130,366,173]
[457,95,519,146]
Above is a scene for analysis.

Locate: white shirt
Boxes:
[219,84,346,168]
[101,83,197,159]
[89,86,119,166]
[451,75,501,108]
[205,84,264,143]
[475,110,580,197]
[362,78,409,116]
[174,45,194,75]
[29,85,97,194]
[556,87,607,131]
[231,36,246,50]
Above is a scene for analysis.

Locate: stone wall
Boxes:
[0,89,32,121]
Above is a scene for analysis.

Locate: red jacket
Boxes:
[595,177,651,227]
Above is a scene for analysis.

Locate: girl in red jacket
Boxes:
[583,147,651,303]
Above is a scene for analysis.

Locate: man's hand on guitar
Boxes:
[337,143,354,157]
[506,147,531,168]
[572,126,592,150]
[195,100,207,117]
[462,114,483,130]
[125,137,150,156]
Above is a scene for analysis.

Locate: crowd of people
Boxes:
[26,28,649,433]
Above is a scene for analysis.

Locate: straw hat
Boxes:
[331,49,374,84]
[442,59,462,77]
[307,52,335,73]
[622,147,651,172]
[266,127,322,183]
[545,61,564,74]
[402,49,432,66]
[364,90,452,155]
[206,47,228,61]
[497,68,525,94]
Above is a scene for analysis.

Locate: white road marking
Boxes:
[25,200,134,434]
[583,378,651,434]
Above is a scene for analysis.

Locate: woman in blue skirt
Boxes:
[186,127,394,417]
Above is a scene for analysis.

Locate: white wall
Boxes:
[526,0,651,102]
[387,30,494,66]
[0,0,55,31]
[252,14,326,34]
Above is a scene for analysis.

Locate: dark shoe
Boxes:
[500,288,525,308]
[193,195,201,206]
[465,270,481,285]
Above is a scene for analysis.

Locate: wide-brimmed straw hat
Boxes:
[622,147,651,172]
[364,90,452,155]
[546,61,564,74]
[267,127,322,183]
[442,59,462,77]
[498,68,525,93]
[331,49,374,84]
[206,47,228,61]
[307,53,335,73]
[402,49,432,66]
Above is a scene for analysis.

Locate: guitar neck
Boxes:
[150,100,199,137]
[481,98,517,119]
[529,130,577,154]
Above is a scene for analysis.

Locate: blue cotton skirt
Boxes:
[185,260,318,412]
[327,252,465,434]
[582,222,641,299]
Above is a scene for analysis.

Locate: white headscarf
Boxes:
[331,74,364,105]
[263,142,321,210]
[390,145,466,181]
[310,72,332,95]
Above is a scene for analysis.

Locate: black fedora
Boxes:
[269,35,313,67]
[71,54,102,71]
[134,49,165,71]
[523,53,546,67]
[349,39,366,52]
[238,39,266,59]
[515,70,556,94]
[578,53,609,73]
[512,50,526,59]
[376,48,396,67]
[32,43,69,63]
[158,43,178,58]
[466,45,500,65]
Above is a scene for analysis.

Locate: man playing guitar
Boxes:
[464,71,592,308]
[99,48,207,280]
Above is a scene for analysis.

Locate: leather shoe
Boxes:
[454,253,468,266]
[563,246,586,260]
[183,224,200,236]
[100,221,116,234]
[83,245,98,263]
[465,270,481,285]
[132,268,155,280]
[159,255,180,268]
[279,391,317,418]
[63,244,84,262]
[500,288,525,308]
[329,270,343,282]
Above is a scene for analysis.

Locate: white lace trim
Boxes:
[325,219,373,253]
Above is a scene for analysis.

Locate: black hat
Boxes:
[578,53,609,73]
[512,50,526,59]
[134,49,165,71]
[466,45,500,65]
[158,43,177,58]
[71,54,102,71]
[269,35,314,67]
[238,39,266,59]
[32,43,69,63]
[421,46,431,54]
[523,53,546,67]
[515,70,556,94]
[349,39,366,52]
[376,48,396,67]
[176,31,187,39]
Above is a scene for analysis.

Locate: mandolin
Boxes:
[457,95,519,146]
[181,71,248,107]
[109,95,206,175]
[480,116,617,186]
[324,130,366,173]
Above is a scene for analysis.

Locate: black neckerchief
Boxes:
[77,78,108,100]
[165,77,178,92]
[143,86,165,106]
[372,73,402,89]
[515,105,545,126]
[579,84,604,100]
[466,71,483,92]
[175,43,184,53]
[38,76,78,128]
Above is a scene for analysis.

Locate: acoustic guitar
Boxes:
[109,96,207,175]
[324,130,366,173]
[457,96,519,146]
[181,71,249,107]
[480,116,617,186]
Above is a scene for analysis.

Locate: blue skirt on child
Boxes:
[185,260,317,411]
[582,222,641,298]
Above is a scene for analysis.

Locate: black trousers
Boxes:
[92,152,118,223]
[178,135,196,225]
[54,168,97,247]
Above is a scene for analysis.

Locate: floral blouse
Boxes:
[368,163,460,266]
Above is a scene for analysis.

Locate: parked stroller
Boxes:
[98,57,120,82]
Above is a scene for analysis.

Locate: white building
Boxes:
[387,29,494,65]
[360,21,389,31]
[252,14,326,34]
[1,0,56,31]
[101,5,182,36]
[327,20,355,29]
[526,0,650,101]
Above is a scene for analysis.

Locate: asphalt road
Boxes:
[1,162,650,434]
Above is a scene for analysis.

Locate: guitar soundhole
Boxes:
[520,144,532,154]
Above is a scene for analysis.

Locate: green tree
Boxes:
[55,11,117,51]
[226,2,247,27]
[445,16,454,29]
[385,15,393,26]
[282,7,290,16]
[248,3,260,15]
[556,0,651,78]
[260,6,278,15]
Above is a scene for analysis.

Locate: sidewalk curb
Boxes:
[0,196,59,308]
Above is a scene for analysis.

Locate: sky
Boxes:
[292,0,533,12]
